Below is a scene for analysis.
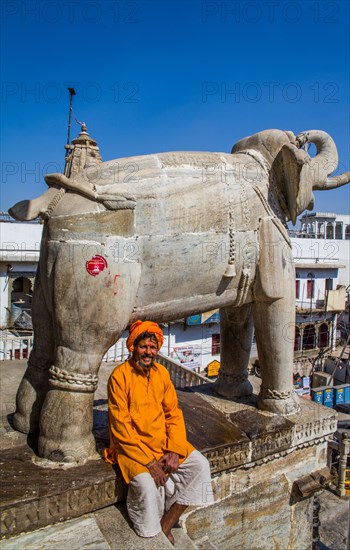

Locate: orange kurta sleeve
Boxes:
[106,370,155,467]
[161,370,194,458]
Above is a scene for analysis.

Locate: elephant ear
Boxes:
[273,143,315,225]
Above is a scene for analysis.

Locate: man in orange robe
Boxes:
[104,320,213,543]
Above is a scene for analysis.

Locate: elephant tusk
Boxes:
[313,172,350,190]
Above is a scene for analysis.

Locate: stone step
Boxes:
[0,514,110,550]
[172,525,198,549]
[95,504,197,549]
[0,502,198,550]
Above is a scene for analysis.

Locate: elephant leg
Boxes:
[253,297,300,415]
[251,216,300,415]
[38,245,140,463]
[38,342,108,463]
[13,271,54,434]
[213,303,253,398]
[38,315,128,463]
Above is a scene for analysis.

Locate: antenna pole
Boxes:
[67,87,76,146]
[64,87,76,175]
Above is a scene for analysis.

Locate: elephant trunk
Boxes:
[316,171,350,191]
[296,130,339,189]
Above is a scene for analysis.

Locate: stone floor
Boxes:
[1,359,349,549]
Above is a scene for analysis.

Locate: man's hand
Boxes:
[159,452,179,474]
[147,459,168,487]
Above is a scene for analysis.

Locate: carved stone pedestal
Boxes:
[1,387,337,547]
[178,388,338,550]
[0,444,126,539]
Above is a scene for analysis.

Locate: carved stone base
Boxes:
[212,376,253,399]
[1,389,337,544]
[257,393,301,415]
[0,445,126,540]
[178,389,337,550]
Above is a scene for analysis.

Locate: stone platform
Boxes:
[0,360,344,548]
[2,387,247,538]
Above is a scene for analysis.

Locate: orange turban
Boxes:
[126,320,164,352]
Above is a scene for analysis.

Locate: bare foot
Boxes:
[161,502,187,546]
[166,530,175,545]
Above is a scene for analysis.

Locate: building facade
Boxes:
[0,213,41,330]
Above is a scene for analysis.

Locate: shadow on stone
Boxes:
[189,382,258,406]
[94,399,108,407]
[5,413,15,431]
[93,408,108,430]
[215,277,232,296]
[115,501,134,529]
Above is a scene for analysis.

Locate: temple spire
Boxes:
[64,124,102,179]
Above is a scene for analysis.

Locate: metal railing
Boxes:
[0,211,41,223]
[102,339,128,363]
[102,345,212,388]
[0,333,213,390]
[157,352,213,388]
[0,333,33,360]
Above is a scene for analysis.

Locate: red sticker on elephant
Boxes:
[86,255,108,276]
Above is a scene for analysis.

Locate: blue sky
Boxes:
[1,0,349,218]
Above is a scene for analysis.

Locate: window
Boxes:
[335,223,343,240]
[318,323,329,348]
[303,325,316,350]
[296,280,300,299]
[306,280,314,299]
[326,223,334,239]
[10,276,33,326]
[345,225,350,240]
[211,334,220,355]
[12,278,24,292]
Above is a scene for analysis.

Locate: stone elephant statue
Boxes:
[9,127,350,463]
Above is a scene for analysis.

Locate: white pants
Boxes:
[126,450,213,537]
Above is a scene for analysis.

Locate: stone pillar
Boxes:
[337,433,350,498]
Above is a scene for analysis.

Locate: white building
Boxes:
[289,212,349,354]
[0,213,42,328]
[299,212,350,240]
[296,212,350,287]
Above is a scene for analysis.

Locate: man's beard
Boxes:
[137,355,156,370]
